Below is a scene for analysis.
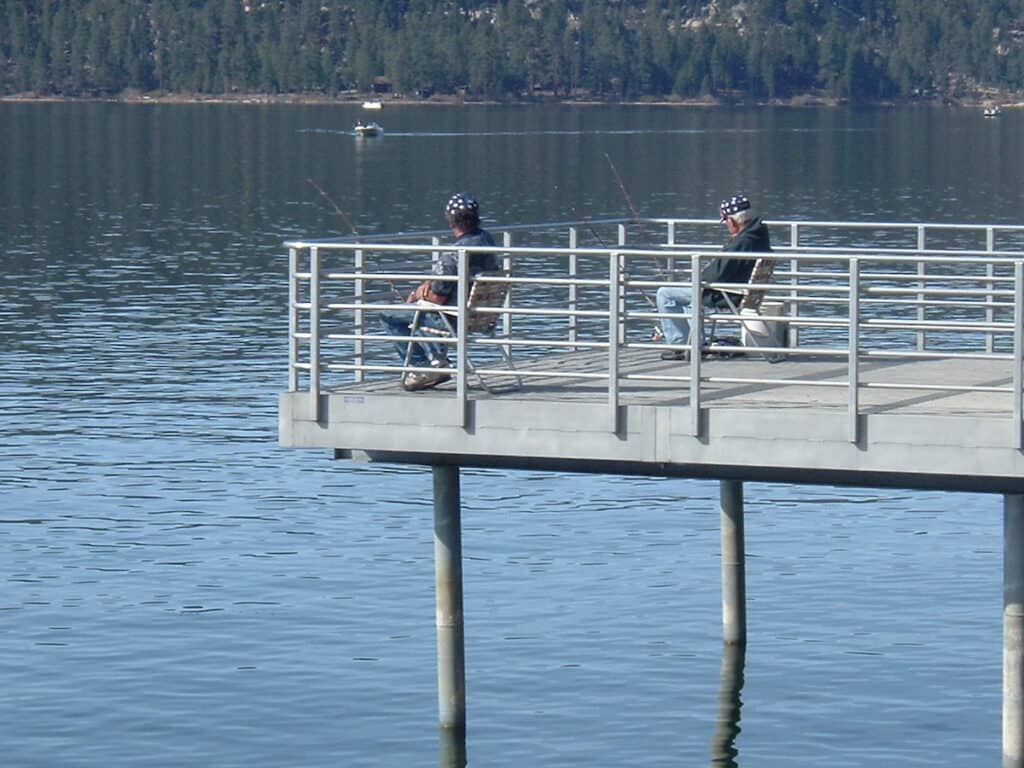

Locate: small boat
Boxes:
[984,105,1002,118]
[353,122,383,137]
[362,100,383,110]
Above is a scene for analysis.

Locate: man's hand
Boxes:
[407,280,446,304]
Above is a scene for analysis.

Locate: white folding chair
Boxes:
[707,256,784,361]
[403,272,522,393]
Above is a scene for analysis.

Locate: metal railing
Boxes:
[286,218,1024,446]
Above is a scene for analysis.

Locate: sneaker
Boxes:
[402,368,451,391]
[660,349,688,361]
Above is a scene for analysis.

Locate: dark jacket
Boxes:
[703,217,771,297]
[430,228,498,303]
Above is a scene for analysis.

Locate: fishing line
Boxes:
[307,177,359,236]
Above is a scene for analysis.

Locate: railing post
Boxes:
[664,221,677,285]
[848,257,860,444]
[608,251,621,434]
[987,227,996,355]
[1014,261,1023,451]
[690,253,703,438]
[502,232,513,360]
[789,222,799,248]
[617,225,627,345]
[456,249,468,427]
[569,227,578,349]
[288,246,298,392]
[788,255,799,348]
[916,226,926,351]
[309,246,321,422]
[354,247,365,384]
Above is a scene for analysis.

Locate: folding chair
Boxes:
[707,256,784,361]
[403,272,522,393]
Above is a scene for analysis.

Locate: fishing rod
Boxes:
[597,156,665,312]
[307,177,359,236]
[605,153,641,223]
[569,202,657,305]
[306,178,407,302]
[569,203,608,248]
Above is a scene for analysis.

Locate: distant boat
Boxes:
[353,121,383,137]
[984,105,1002,117]
[362,100,383,110]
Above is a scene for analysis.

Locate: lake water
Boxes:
[0,102,1018,766]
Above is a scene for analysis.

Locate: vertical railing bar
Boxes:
[690,253,702,438]
[917,226,926,351]
[569,227,578,349]
[310,246,321,421]
[987,227,996,354]
[789,224,800,349]
[617,225,627,346]
[608,251,620,434]
[502,232,513,359]
[353,247,365,384]
[849,257,860,444]
[288,246,299,392]
[665,220,676,286]
[1014,262,1023,451]
[788,254,799,349]
[456,249,468,428]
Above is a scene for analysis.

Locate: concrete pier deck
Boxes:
[280,347,1024,492]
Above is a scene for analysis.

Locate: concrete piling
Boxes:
[433,465,466,730]
[1005,493,1024,767]
[720,480,747,645]
[710,642,745,765]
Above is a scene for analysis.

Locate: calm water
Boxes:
[0,103,1018,766]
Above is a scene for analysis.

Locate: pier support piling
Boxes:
[433,465,466,730]
[720,480,747,645]
[711,642,746,765]
[1006,493,1024,767]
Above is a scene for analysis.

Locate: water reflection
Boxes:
[710,643,745,767]
[438,725,467,768]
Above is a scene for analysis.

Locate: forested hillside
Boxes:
[3,0,1024,102]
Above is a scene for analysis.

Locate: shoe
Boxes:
[427,359,452,387]
[402,365,451,391]
[660,349,688,361]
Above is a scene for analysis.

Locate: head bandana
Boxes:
[719,194,751,221]
[445,193,479,217]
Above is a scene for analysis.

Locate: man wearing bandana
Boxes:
[656,194,772,361]
[380,193,498,390]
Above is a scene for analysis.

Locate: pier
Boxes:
[279,217,1024,764]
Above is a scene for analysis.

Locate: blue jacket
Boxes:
[430,229,499,303]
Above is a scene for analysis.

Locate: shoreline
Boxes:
[1,90,1019,109]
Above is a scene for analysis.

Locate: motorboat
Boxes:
[984,105,1002,117]
[353,121,383,137]
[362,100,383,110]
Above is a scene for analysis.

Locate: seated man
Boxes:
[379,193,498,390]
[656,193,772,360]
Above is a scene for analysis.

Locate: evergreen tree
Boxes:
[0,0,1023,103]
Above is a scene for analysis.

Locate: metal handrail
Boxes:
[286,218,1024,445]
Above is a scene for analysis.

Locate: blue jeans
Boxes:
[379,309,450,366]
[656,286,694,346]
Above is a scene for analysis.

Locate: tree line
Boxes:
[3,0,1024,102]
